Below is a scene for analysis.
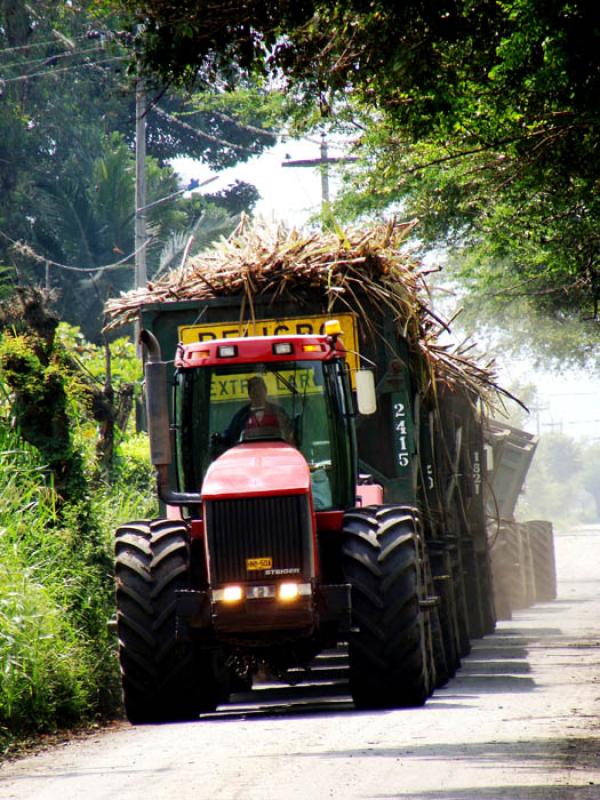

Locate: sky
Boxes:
[172,141,600,445]
[173,137,329,228]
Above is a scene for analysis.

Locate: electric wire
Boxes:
[0,54,129,83]
[0,32,91,55]
[0,230,152,274]
[0,43,107,73]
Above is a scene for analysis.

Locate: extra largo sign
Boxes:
[178,312,360,384]
[208,369,321,402]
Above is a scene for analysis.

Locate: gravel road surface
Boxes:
[2,525,599,799]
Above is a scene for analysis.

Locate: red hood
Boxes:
[201,442,310,500]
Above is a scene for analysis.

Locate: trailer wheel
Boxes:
[461,538,485,639]
[503,522,531,610]
[430,605,449,688]
[527,520,557,602]
[450,541,472,658]
[489,527,513,621]
[115,519,229,724]
[342,506,432,709]
[422,552,447,688]
[478,549,497,635]
[429,546,461,678]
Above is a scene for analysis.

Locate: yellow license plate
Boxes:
[246,557,273,571]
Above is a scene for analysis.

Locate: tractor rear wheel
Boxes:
[342,506,432,709]
[115,519,229,724]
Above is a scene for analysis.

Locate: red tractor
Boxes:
[115,320,435,722]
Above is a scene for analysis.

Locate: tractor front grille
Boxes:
[205,494,312,585]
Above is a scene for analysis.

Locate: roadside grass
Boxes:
[0,424,156,756]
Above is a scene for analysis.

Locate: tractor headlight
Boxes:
[220,585,243,603]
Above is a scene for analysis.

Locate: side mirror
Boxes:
[355,369,377,415]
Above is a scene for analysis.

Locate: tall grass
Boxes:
[0,551,88,732]
[0,423,156,753]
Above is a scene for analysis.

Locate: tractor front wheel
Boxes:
[115,519,229,724]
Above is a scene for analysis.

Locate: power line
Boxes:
[0,32,91,56]
[0,54,128,84]
[0,43,106,73]
[545,391,599,397]
[0,230,151,274]
[0,174,211,274]
[137,176,218,214]
[153,105,255,154]
[281,134,357,212]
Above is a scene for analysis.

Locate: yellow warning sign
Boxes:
[178,313,360,383]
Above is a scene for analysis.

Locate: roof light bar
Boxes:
[273,341,293,355]
[217,344,238,358]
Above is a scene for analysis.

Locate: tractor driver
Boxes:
[220,375,293,446]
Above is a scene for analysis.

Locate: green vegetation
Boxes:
[118,0,599,355]
[0,0,277,341]
[518,433,600,527]
[0,313,156,755]
[0,0,596,753]
[498,383,600,526]
[447,289,600,374]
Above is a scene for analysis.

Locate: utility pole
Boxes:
[134,47,147,360]
[319,133,330,206]
[530,401,549,436]
[134,70,147,291]
[282,133,357,213]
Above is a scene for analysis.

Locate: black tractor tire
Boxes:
[527,520,557,602]
[342,505,432,709]
[115,519,229,724]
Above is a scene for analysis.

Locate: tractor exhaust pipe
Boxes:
[140,329,172,468]
[140,330,201,507]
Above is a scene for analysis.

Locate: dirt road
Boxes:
[2,526,599,799]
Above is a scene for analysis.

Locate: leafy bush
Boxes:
[0,323,155,753]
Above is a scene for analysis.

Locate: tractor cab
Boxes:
[172,330,359,512]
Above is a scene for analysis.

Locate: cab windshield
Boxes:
[174,359,355,510]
